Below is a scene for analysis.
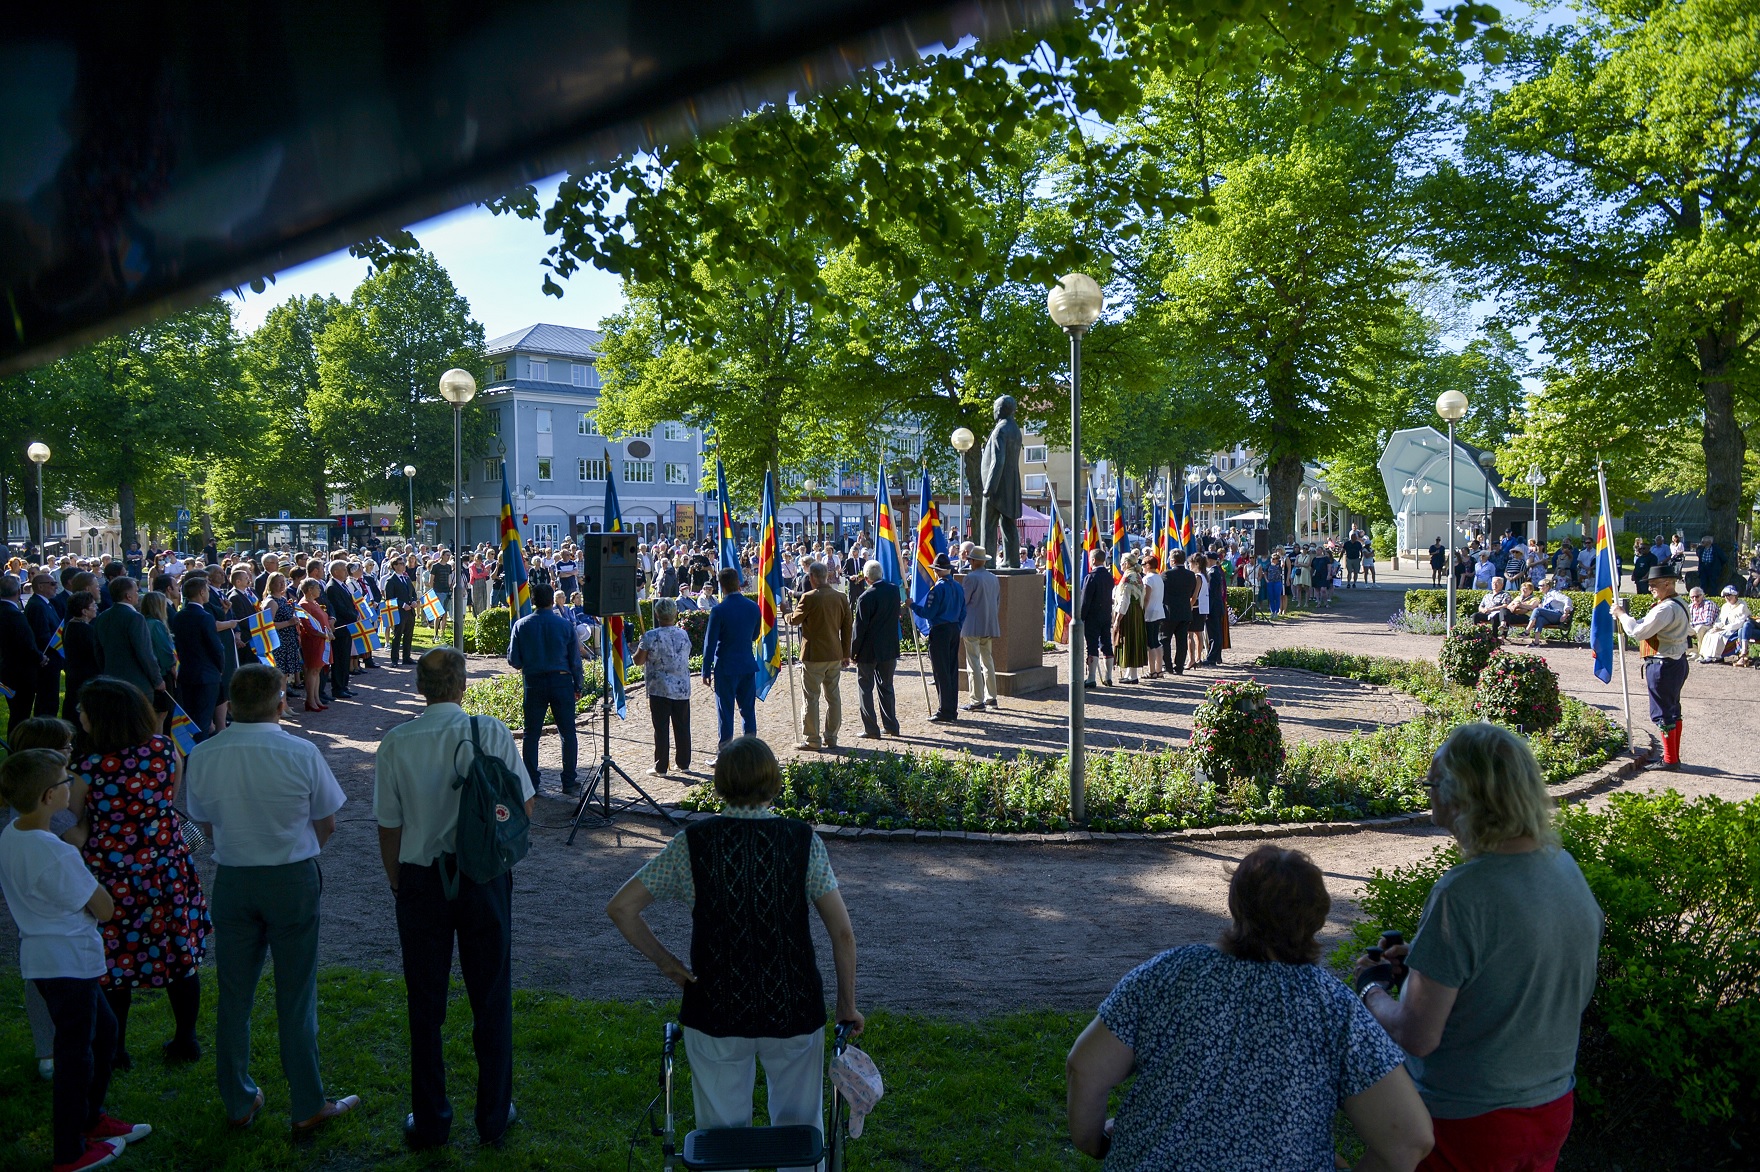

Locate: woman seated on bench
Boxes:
[606,737,860,1168]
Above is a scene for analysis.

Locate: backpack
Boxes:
[442,717,530,898]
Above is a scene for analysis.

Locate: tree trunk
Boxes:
[1698,330,1746,558]
[0,475,10,550]
[1265,452,1304,546]
[313,476,329,520]
[119,481,137,550]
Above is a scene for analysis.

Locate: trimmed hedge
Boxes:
[1404,588,1655,646]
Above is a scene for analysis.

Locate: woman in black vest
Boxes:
[607,737,861,1157]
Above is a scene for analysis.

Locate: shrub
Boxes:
[1226,586,1255,618]
[1190,679,1285,784]
[1387,609,1449,635]
[1404,588,1655,627]
[472,605,512,654]
[1474,650,1562,730]
[1334,792,1760,1127]
[1438,623,1501,686]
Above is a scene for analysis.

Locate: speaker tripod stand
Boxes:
[567,624,680,844]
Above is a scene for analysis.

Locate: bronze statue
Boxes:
[979,395,1024,569]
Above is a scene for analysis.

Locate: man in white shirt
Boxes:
[185,665,355,1133]
[1523,577,1574,640]
[375,647,533,1151]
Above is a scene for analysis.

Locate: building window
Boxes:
[537,458,553,481]
[483,460,502,482]
[625,460,654,484]
[663,421,688,441]
[1025,445,1049,464]
[485,410,499,435]
[1025,473,1049,494]
[491,361,507,381]
[665,462,690,485]
[529,359,547,381]
[572,363,589,386]
[536,409,552,434]
[579,457,606,481]
[578,412,597,435]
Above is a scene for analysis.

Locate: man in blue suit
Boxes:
[26,573,62,718]
[171,575,227,740]
[701,567,760,749]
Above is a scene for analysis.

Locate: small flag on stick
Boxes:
[168,704,199,755]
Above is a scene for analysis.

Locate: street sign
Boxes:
[175,508,191,525]
[278,509,291,519]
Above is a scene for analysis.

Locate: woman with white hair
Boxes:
[1699,585,1753,663]
[1111,555,1148,683]
[1358,722,1603,1169]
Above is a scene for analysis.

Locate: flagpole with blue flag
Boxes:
[1081,485,1102,600]
[601,450,632,719]
[1180,480,1195,554]
[753,469,788,706]
[874,466,904,587]
[715,457,740,576]
[1110,474,1127,582]
[909,465,948,637]
[1591,460,1633,751]
[498,464,532,619]
[1045,492,1074,643]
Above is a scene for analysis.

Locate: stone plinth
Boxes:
[957,569,1059,697]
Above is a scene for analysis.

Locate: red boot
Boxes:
[1662,719,1682,768]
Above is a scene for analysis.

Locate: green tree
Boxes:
[1427,0,1760,552]
[310,252,488,508]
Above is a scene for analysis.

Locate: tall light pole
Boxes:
[1186,470,1202,543]
[403,464,417,540]
[27,443,50,558]
[1436,390,1470,635]
[1048,272,1103,826]
[1477,450,1495,542]
[1206,468,1220,533]
[950,428,975,545]
[438,367,477,651]
[1525,466,1545,544]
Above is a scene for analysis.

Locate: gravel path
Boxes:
[5,566,1753,1020]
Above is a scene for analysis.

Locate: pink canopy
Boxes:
[1017,503,1051,542]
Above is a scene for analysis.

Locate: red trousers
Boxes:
[1419,1091,1574,1172]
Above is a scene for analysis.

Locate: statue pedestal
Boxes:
[957,570,1059,697]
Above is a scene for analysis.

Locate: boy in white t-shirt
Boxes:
[0,750,151,1172]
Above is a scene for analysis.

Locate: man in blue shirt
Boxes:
[910,553,966,723]
[701,568,761,749]
[507,583,583,795]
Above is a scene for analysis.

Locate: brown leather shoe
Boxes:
[229,1090,265,1129]
[292,1095,361,1134]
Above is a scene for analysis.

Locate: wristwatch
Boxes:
[1360,982,1387,1006]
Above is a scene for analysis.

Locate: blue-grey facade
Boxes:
[459,324,709,546]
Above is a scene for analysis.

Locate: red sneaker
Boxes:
[87,1114,152,1144]
[52,1138,122,1172]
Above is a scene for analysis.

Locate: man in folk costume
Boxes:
[1203,552,1231,666]
[1615,563,1693,770]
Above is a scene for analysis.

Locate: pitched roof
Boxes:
[485,323,603,360]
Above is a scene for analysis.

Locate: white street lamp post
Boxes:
[1525,466,1545,545]
[950,427,975,547]
[438,367,478,650]
[1435,390,1470,635]
[403,464,417,540]
[1048,273,1103,826]
[27,442,50,556]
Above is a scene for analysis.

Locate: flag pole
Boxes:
[1597,460,1633,753]
[784,584,801,738]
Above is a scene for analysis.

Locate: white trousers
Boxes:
[682,1026,825,1172]
[964,636,996,703]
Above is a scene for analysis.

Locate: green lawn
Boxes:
[0,968,1099,1170]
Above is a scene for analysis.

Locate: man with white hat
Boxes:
[960,547,1000,711]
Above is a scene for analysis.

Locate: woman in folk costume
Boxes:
[1112,556,1149,683]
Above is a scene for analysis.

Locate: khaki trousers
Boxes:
[800,659,843,745]
[964,636,997,703]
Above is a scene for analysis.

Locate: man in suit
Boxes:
[383,557,417,666]
[0,575,42,732]
[25,573,62,718]
[850,560,901,739]
[171,575,227,740]
[228,566,263,667]
[323,560,360,700]
[1161,550,1197,676]
[507,583,583,795]
[97,561,126,613]
[701,567,761,749]
[90,576,170,712]
[910,553,966,722]
[1204,555,1230,666]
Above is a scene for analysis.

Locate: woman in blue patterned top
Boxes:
[1066,846,1433,1171]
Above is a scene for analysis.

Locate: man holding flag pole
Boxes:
[1604,459,1693,770]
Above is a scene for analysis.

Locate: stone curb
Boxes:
[635,747,1649,845]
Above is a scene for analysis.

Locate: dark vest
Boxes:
[678,816,826,1039]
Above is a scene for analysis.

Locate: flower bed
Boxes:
[676,651,1623,834]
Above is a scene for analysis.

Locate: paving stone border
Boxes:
[648,664,1647,844]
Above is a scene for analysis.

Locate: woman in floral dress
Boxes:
[266,571,304,684]
[74,677,210,1066]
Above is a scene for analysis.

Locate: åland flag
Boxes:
[715,457,740,575]
[0,681,13,700]
[419,589,445,624]
[1111,474,1128,581]
[343,621,377,658]
[753,470,784,700]
[48,620,64,655]
[600,451,632,719]
[909,465,947,636]
[168,703,198,755]
[1589,505,1619,684]
[1045,504,1074,643]
[1159,480,1178,567]
[1180,480,1195,553]
[874,465,904,587]
[1081,485,1103,598]
[498,464,532,618]
[379,603,398,645]
[245,603,280,658]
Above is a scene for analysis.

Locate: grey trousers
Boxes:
[213,858,327,1122]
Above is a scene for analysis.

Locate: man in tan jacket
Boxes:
[787,562,852,750]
